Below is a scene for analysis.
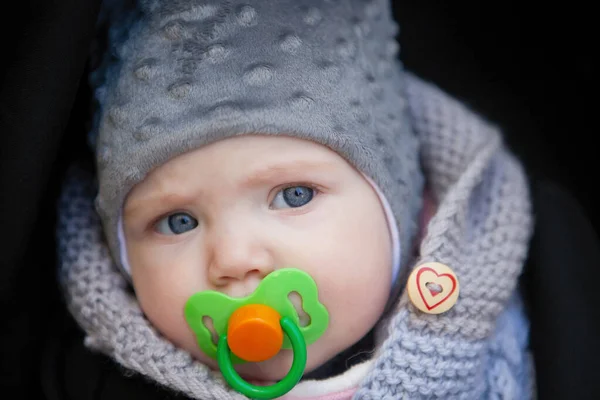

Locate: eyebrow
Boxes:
[124,159,337,218]
[124,192,195,219]
[238,159,337,188]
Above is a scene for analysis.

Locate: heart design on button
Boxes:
[407,262,460,314]
[416,267,456,310]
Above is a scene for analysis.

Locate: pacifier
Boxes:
[184,268,329,399]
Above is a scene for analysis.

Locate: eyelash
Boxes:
[268,182,321,207]
[148,208,193,234]
[147,182,323,233]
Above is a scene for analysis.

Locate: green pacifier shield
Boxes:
[184,268,329,399]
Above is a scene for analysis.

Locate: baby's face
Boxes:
[123,135,392,382]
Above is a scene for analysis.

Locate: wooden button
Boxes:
[407,262,459,314]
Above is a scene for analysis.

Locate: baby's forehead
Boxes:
[154,135,346,173]
[127,135,351,200]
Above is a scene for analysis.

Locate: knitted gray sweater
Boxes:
[58,72,535,399]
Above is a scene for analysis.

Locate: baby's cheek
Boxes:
[137,285,221,369]
[132,268,196,346]
[322,258,391,317]
[137,282,181,332]
[333,285,388,329]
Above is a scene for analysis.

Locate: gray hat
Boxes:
[91,0,424,277]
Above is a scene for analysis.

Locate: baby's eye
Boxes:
[155,212,199,235]
[271,186,314,209]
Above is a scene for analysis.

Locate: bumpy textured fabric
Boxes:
[57,73,535,399]
[90,0,424,277]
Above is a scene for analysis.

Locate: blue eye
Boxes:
[271,186,314,209]
[156,212,199,235]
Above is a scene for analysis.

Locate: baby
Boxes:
[57,0,535,398]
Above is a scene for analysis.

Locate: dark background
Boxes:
[1,0,597,398]
[394,1,597,230]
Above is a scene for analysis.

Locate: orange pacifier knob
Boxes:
[227,304,284,362]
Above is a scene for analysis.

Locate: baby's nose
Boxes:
[207,228,274,288]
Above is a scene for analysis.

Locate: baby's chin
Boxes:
[235,350,297,382]
[198,348,324,383]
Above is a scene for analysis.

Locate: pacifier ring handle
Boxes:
[217,316,307,399]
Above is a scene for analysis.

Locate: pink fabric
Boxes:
[277,387,357,400]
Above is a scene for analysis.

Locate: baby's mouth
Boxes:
[202,292,310,349]
[287,291,311,327]
[202,316,220,346]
